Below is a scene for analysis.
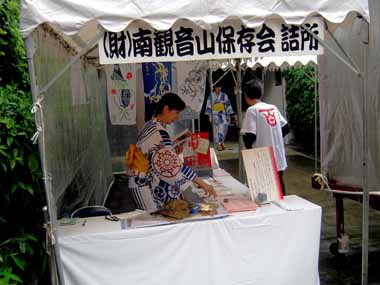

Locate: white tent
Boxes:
[208,56,317,72]
[21,0,368,37]
[246,55,317,71]
[20,1,375,284]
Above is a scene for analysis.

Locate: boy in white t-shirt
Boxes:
[240,79,290,195]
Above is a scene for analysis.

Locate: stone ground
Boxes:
[107,142,380,285]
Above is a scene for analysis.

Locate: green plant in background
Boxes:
[282,66,319,153]
[0,0,29,88]
[0,0,47,284]
[0,235,37,285]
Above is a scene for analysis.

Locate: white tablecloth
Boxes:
[57,191,321,285]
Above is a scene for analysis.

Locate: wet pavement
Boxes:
[216,143,380,285]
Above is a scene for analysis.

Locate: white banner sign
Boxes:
[105,64,137,125]
[99,18,324,64]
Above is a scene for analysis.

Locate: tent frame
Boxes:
[24,11,373,284]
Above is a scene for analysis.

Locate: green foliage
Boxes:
[283,66,319,152]
[0,235,37,285]
[0,0,29,88]
[0,0,47,284]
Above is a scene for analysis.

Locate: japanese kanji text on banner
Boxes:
[99,18,324,64]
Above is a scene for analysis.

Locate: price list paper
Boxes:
[242,147,283,203]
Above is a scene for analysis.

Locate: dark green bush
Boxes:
[283,66,319,153]
[0,0,29,88]
[0,1,47,284]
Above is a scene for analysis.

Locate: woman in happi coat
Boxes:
[127,93,216,212]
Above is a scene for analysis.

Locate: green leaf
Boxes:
[0,149,7,157]
[28,154,40,173]
[25,184,34,195]
[19,241,26,254]
[6,137,13,146]
[1,162,7,172]
[25,244,34,255]
[0,238,12,248]
[0,271,22,283]
[24,234,37,242]
[17,182,34,195]
[10,183,17,194]
[16,131,27,136]
[13,148,18,157]
[10,255,25,271]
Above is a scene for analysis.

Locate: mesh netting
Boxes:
[32,26,113,221]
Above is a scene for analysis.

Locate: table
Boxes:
[57,188,321,285]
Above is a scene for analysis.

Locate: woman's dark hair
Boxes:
[152,93,186,115]
[243,79,263,100]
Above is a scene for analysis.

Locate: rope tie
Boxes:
[30,98,44,144]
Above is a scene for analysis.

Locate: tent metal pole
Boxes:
[360,1,375,284]
[235,59,244,182]
[361,41,369,285]
[314,65,318,173]
[208,62,215,150]
[39,33,101,95]
[230,67,237,86]
[24,36,65,285]
[301,24,362,77]
[213,67,232,86]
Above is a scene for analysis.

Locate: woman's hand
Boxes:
[202,183,217,198]
[194,178,217,198]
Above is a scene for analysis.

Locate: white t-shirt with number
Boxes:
[241,102,288,171]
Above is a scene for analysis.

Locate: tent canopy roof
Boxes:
[210,56,317,72]
[21,0,369,38]
[247,55,317,71]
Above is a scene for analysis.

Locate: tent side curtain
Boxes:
[20,0,369,37]
[319,16,380,189]
[31,26,113,220]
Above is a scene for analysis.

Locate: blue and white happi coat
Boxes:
[205,92,234,144]
[128,118,197,211]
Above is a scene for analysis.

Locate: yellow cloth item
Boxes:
[126,144,149,173]
[213,103,225,112]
